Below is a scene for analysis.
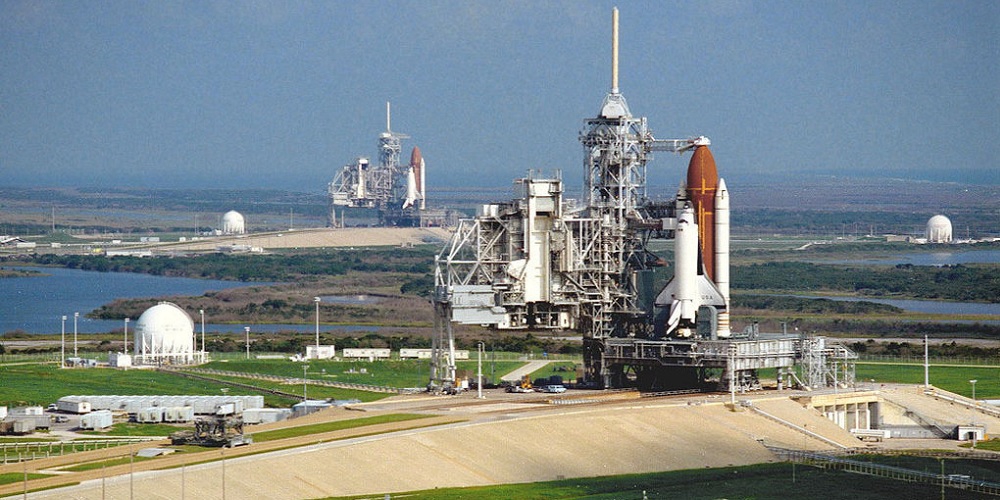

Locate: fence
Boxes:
[859,355,1000,366]
[769,446,1000,497]
[0,437,154,464]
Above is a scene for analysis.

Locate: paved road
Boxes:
[499,360,551,382]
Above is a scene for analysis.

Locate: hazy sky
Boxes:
[2,1,997,194]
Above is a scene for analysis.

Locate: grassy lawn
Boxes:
[250,413,434,442]
[857,363,1000,399]
[525,361,581,384]
[960,438,1000,451]
[201,359,434,388]
[204,374,392,403]
[61,455,156,472]
[454,360,527,384]
[78,422,188,437]
[201,358,529,388]
[0,364,266,407]
[0,473,51,486]
[0,437,58,443]
[327,462,992,500]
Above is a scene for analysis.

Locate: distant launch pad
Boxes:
[327,103,452,228]
[430,8,855,392]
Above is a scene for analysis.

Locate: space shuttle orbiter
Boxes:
[402,146,425,210]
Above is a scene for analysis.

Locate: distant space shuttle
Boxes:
[402,146,425,210]
[655,141,731,339]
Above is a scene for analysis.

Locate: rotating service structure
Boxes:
[430,8,855,391]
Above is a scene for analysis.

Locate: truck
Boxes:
[506,375,534,393]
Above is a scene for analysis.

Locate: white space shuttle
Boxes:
[402,146,425,210]
[655,145,731,339]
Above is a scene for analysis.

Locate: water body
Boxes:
[817,249,1000,266]
[1,266,277,334]
[777,294,1000,317]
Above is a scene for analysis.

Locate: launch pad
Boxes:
[327,103,453,228]
[430,8,856,392]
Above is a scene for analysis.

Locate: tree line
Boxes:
[732,262,998,302]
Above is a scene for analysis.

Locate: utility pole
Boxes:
[314,297,321,358]
[73,312,79,359]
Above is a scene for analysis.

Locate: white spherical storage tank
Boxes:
[134,302,195,364]
[222,210,246,234]
[926,214,952,243]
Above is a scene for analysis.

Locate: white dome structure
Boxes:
[134,302,196,364]
[222,210,246,234]
[926,215,952,243]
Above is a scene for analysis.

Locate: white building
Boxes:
[926,214,952,243]
[306,345,336,360]
[222,210,246,234]
[133,302,204,365]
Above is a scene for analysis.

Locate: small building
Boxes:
[292,400,332,417]
[136,407,164,423]
[57,399,92,414]
[163,406,195,423]
[306,345,336,360]
[10,406,44,417]
[243,408,292,425]
[399,348,469,360]
[957,425,986,442]
[110,352,132,368]
[341,348,391,360]
[80,410,114,430]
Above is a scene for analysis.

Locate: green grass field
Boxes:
[202,373,391,403]
[78,422,188,437]
[0,473,51,486]
[857,362,1000,399]
[325,462,993,500]
[199,358,526,388]
[0,363,264,407]
[250,413,434,442]
[60,455,155,472]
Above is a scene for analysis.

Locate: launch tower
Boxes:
[430,9,855,392]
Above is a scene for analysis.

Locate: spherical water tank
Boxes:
[134,302,194,357]
[926,215,952,243]
[222,210,246,234]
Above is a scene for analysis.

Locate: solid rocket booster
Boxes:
[714,177,731,337]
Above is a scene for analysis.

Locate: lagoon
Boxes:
[1,266,275,335]
[817,249,1000,266]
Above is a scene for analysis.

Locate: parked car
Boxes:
[543,384,567,393]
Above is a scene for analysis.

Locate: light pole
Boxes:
[477,342,484,399]
[244,327,250,360]
[970,379,977,403]
[73,312,79,359]
[60,315,66,368]
[124,318,129,353]
[199,309,205,356]
[303,364,309,403]
[313,297,321,358]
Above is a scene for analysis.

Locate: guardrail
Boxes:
[748,404,848,449]
[923,387,1000,419]
[0,437,155,464]
[768,446,1000,496]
